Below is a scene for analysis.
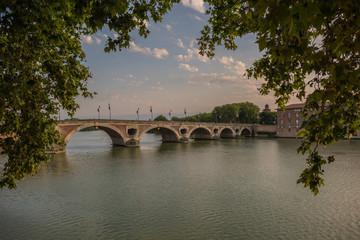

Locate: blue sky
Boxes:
[70,0,276,120]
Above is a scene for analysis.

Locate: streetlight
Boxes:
[184,108,187,120]
[108,103,111,120]
[169,110,172,120]
[97,105,100,119]
[219,114,222,123]
[137,108,139,121]
[150,106,153,121]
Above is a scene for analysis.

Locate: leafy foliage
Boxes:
[199,0,360,194]
[259,112,277,125]
[172,102,259,123]
[0,0,179,189]
[154,115,169,121]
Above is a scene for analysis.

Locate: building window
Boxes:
[296,119,299,128]
[288,112,291,118]
[281,120,283,129]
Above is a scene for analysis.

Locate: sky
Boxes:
[69,0,278,120]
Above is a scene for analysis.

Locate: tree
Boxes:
[0,0,179,189]
[259,112,277,125]
[154,115,169,121]
[198,0,360,194]
[212,102,259,123]
[236,102,260,124]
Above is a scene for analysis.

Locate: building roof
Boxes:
[285,103,305,109]
[276,103,305,111]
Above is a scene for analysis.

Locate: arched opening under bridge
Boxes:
[139,127,179,146]
[190,127,212,140]
[220,128,234,138]
[240,127,252,137]
[63,123,126,147]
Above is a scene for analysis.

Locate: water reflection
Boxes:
[1,132,360,240]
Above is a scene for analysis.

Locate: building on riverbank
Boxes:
[276,103,305,138]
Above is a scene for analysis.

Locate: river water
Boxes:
[0,131,359,239]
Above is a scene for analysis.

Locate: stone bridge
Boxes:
[55,119,272,151]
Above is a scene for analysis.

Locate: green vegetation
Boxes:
[198,0,360,195]
[2,1,358,194]
[172,102,260,123]
[259,112,277,125]
[154,115,169,121]
[0,0,179,189]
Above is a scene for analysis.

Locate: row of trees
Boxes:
[155,102,276,124]
[2,0,357,194]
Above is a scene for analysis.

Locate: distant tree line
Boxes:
[154,102,276,125]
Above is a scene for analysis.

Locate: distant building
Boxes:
[276,103,305,137]
[263,104,271,112]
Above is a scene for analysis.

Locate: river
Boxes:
[0,130,359,239]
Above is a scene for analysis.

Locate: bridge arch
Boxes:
[220,127,235,138]
[63,123,126,146]
[189,126,213,140]
[138,125,180,142]
[240,127,252,137]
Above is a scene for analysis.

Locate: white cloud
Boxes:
[127,74,134,79]
[81,35,102,44]
[165,24,173,31]
[174,54,184,61]
[113,77,125,82]
[94,37,101,44]
[129,42,152,55]
[181,0,205,13]
[153,48,169,59]
[179,63,199,72]
[219,56,234,65]
[177,39,185,48]
[82,35,93,44]
[151,86,164,91]
[232,61,246,76]
[128,80,143,87]
[194,15,202,21]
[129,42,168,59]
[225,60,247,76]
[197,52,209,63]
[189,40,195,48]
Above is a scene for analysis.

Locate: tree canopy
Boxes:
[0,0,179,188]
[154,115,169,121]
[199,0,360,195]
[259,112,277,125]
[2,0,359,194]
